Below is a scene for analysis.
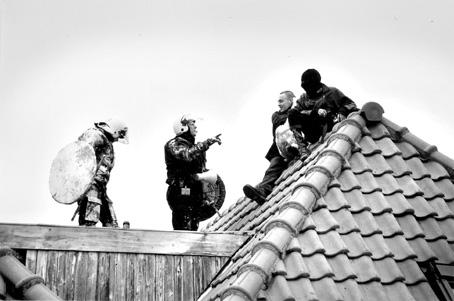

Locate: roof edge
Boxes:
[381,117,454,177]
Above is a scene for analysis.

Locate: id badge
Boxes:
[181,187,191,196]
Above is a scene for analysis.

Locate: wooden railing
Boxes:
[0,223,250,300]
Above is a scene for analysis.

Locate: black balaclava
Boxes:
[301,69,323,99]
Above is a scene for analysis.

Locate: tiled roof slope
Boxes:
[200,102,454,301]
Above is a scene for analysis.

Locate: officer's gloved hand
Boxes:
[317,108,328,117]
[205,134,222,146]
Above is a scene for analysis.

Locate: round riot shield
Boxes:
[196,176,226,221]
[49,141,97,204]
[275,122,297,161]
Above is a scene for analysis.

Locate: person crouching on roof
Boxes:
[288,68,358,157]
[77,118,129,227]
[164,115,222,231]
[243,91,297,205]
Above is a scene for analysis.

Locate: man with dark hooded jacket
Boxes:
[288,69,358,157]
[164,115,221,231]
[243,91,296,205]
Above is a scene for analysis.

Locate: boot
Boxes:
[243,184,267,205]
[290,128,311,161]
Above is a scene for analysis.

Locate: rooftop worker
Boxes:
[76,118,129,227]
[288,68,358,157]
[164,114,222,231]
[243,91,297,205]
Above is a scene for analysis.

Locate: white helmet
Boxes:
[173,114,196,136]
[96,118,129,144]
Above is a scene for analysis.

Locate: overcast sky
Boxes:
[1,0,453,231]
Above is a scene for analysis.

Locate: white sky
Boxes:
[0,0,453,231]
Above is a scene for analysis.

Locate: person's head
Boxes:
[173,114,198,137]
[278,90,295,112]
[95,118,129,144]
[301,69,322,98]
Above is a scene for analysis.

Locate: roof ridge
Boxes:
[220,105,375,300]
[381,117,454,177]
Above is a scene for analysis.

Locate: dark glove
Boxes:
[204,134,222,146]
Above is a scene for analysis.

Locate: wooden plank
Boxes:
[134,254,146,301]
[201,256,216,290]
[192,256,204,300]
[0,223,249,256]
[125,254,136,301]
[25,249,37,274]
[155,255,166,300]
[64,251,77,301]
[45,250,59,293]
[74,252,89,301]
[144,254,156,301]
[182,256,194,301]
[85,252,98,300]
[109,253,127,301]
[174,256,184,301]
[35,250,48,280]
[96,252,110,301]
[55,251,67,299]
[164,255,175,301]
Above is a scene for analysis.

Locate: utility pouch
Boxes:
[181,187,191,196]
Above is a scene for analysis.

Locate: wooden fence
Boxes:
[0,223,250,300]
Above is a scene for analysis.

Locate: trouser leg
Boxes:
[257,156,288,196]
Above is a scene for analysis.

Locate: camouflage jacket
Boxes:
[78,127,114,184]
[164,133,209,185]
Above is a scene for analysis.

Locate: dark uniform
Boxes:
[258,107,292,196]
[164,131,215,230]
[289,70,358,144]
[77,126,118,227]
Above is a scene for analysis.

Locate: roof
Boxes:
[200,102,454,301]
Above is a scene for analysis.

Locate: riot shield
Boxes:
[196,175,226,221]
[49,141,97,204]
[275,121,298,161]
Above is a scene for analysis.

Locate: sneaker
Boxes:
[243,184,267,205]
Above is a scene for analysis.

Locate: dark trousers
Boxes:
[288,110,333,143]
[256,156,288,196]
[166,183,202,231]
